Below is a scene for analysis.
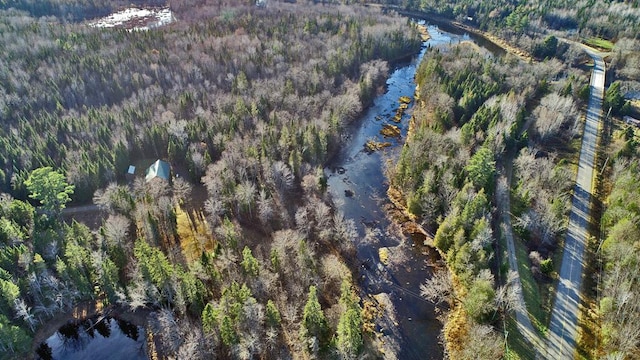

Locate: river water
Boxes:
[36,21,497,360]
[325,23,499,359]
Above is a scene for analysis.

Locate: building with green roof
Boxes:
[145,159,170,182]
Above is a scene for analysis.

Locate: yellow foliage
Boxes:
[361,299,382,334]
[399,96,412,104]
[415,24,430,41]
[378,247,390,265]
[443,304,470,358]
[365,140,392,153]
[176,205,215,262]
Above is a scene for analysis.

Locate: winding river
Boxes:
[36,20,501,360]
[325,22,502,359]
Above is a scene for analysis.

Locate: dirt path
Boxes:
[495,146,545,353]
[60,202,105,229]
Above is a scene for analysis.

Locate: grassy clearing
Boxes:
[504,317,536,360]
[499,225,557,359]
[512,231,550,334]
[584,38,614,51]
[176,205,215,262]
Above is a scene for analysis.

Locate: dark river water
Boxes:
[325,22,499,359]
[37,21,498,360]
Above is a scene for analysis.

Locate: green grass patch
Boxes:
[499,226,550,335]
[505,317,537,360]
[514,234,550,332]
[584,38,614,51]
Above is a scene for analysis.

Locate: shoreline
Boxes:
[372,4,534,62]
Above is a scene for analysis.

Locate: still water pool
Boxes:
[37,317,146,360]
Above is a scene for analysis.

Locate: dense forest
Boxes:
[0,1,423,359]
[1,0,639,358]
[380,1,640,359]
[0,0,168,20]
[0,1,418,203]
[366,0,640,357]
[387,37,591,357]
[596,78,640,358]
[377,0,640,38]
[376,0,640,101]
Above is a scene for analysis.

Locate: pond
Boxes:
[36,317,147,360]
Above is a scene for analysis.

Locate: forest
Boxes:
[0,0,168,20]
[384,0,640,357]
[377,0,640,39]
[0,1,423,359]
[1,0,639,358]
[598,139,640,359]
[377,0,640,103]
[386,32,598,358]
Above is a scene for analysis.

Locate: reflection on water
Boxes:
[37,317,146,360]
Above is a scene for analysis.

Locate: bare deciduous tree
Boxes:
[420,269,456,306]
[532,93,577,141]
[103,214,130,246]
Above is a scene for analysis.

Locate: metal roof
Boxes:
[145,160,170,181]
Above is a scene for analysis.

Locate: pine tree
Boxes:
[301,285,328,348]
[241,246,259,276]
[266,299,281,327]
[201,303,217,335]
[220,315,238,346]
[24,167,74,214]
[337,280,363,358]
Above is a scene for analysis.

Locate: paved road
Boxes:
[544,51,605,359]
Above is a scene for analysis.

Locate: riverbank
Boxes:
[450,20,533,62]
[324,24,502,359]
[371,4,534,62]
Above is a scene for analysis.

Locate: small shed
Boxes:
[127,165,136,175]
[145,160,170,182]
[624,116,640,128]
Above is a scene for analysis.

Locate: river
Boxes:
[36,21,496,360]
[325,22,500,359]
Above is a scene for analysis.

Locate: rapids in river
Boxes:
[325,22,502,359]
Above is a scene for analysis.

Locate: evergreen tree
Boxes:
[241,246,259,276]
[220,315,238,346]
[464,147,496,193]
[201,303,218,335]
[266,299,281,327]
[337,280,363,358]
[604,81,630,116]
[301,285,328,349]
